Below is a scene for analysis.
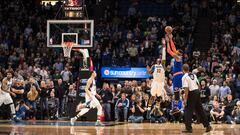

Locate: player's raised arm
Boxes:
[169,34,177,53]
[166,35,181,61]
[166,35,176,58]
[161,38,166,69]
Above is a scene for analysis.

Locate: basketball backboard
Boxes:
[47,20,94,48]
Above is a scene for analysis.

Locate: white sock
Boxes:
[10,104,16,118]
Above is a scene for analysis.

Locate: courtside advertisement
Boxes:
[101,67,150,79]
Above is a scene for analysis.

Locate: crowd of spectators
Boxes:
[0,0,240,124]
[92,0,197,68]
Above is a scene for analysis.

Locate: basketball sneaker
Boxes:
[95,120,104,126]
[70,117,76,126]
[13,117,21,123]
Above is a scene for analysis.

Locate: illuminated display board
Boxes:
[64,0,83,18]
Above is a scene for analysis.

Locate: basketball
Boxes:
[165,26,173,34]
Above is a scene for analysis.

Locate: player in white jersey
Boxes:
[148,59,167,101]
[147,38,167,104]
[0,71,20,122]
[70,71,103,126]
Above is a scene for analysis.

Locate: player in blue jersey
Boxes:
[166,34,184,100]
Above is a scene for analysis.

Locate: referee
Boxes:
[182,64,212,133]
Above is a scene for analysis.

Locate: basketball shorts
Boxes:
[0,92,13,106]
[151,81,166,98]
[85,96,101,109]
[85,96,102,116]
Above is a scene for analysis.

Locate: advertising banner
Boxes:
[101,67,150,79]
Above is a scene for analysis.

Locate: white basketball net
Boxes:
[62,42,74,58]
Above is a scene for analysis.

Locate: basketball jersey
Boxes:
[90,79,97,96]
[182,72,199,91]
[153,64,165,82]
[85,79,97,101]
[173,60,183,73]
[1,78,13,94]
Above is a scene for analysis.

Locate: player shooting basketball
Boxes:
[165,26,184,100]
[147,38,167,107]
[70,71,103,126]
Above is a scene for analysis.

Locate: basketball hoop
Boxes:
[62,42,74,58]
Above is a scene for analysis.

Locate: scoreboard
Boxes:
[64,0,84,18]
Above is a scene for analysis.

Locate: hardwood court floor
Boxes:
[0,121,240,135]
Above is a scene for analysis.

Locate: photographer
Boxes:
[149,100,167,123]
[170,96,184,122]
[16,100,30,120]
[128,100,145,123]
